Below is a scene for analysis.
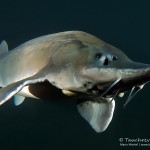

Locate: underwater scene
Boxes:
[0,0,150,149]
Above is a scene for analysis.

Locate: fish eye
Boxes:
[112,55,118,61]
[95,53,102,60]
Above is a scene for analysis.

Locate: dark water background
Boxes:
[0,0,150,149]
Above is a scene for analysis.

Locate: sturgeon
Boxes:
[0,31,149,132]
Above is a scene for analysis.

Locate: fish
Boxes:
[0,31,150,133]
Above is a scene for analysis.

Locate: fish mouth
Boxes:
[87,76,149,107]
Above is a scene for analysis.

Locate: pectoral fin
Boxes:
[77,97,115,133]
[0,73,47,105]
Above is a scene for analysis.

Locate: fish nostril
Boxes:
[103,58,109,65]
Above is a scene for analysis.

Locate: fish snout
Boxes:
[119,62,150,86]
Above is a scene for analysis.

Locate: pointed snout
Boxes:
[120,61,150,87]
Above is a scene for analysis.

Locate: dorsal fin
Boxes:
[0,40,8,56]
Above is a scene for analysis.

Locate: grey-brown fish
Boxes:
[0,31,150,133]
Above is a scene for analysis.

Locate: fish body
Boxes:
[0,31,150,132]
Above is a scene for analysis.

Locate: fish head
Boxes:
[81,42,150,97]
[48,31,150,100]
